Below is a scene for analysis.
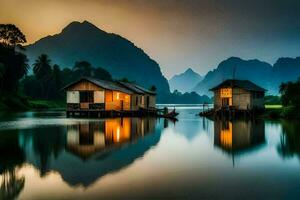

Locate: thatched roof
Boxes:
[210,79,266,92]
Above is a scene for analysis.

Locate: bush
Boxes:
[281,106,300,119]
[2,96,29,110]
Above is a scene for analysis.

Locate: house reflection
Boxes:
[214,119,265,162]
[66,118,156,160]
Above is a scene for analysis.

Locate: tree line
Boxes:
[279,79,300,118]
[22,56,113,100]
[0,23,113,105]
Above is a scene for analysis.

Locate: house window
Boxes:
[220,88,232,98]
[116,92,120,100]
[136,96,139,105]
[80,91,94,103]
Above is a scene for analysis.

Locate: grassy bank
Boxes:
[28,100,66,110]
[0,95,65,111]
[263,104,300,119]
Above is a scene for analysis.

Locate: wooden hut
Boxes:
[210,79,266,111]
[63,77,156,117]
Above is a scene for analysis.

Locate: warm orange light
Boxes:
[105,118,131,143]
[116,92,120,100]
[220,88,232,98]
[220,122,232,149]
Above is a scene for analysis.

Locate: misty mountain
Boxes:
[25,21,170,96]
[169,68,203,92]
[194,57,300,96]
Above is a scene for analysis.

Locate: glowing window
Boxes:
[220,88,232,98]
[116,92,120,100]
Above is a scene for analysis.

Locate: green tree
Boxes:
[73,61,92,78]
[93,67,112,81]
[280,79,300,108]
[50,64,63,99]
[149,85,157,92]
[0,24,26,47]
[33,54,52,99]
[0,24,28,95]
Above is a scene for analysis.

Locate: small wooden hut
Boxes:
[210,79,266,111]
[63,77,156,117]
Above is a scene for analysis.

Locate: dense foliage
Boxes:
[279,78,300,118]
[0,24,29,110]
[22,58,113,100]
[264,95,281,105]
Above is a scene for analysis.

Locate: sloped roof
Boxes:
[133,84,156,95]
[63,77,156,95]
[117,81,156,95]
[62,77,134,94]
[210,79,267,92]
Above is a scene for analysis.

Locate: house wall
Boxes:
[94,91,105,103]
[131,94,144,110]
[130,94,156,110]
[232,88,251,110]
[105,90,131,110]
[67,80,102,91]
[213,90,222,109]
[251,93,265,109]
[149,95,156,108]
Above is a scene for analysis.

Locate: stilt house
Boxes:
[210,79,266,110]
[63,77,156,112]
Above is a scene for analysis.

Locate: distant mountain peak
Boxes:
[169,67,203,92]
[61,20,105,35]
[25,20,170,96]
[177,68,201,77]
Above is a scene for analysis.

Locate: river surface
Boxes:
[0,105,300,199]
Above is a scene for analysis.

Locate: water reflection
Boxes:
[277,120,300,160]
[0,117,161,194]
[66,118,157,160]
[1,110,300,199]
[214,119,265,162]
[0,131,25,200]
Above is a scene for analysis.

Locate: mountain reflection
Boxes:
[214,119,265,159]
[0,117,161,191]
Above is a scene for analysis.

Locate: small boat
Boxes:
[162,109,179,119]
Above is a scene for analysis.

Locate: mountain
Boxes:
[169,68,203,92]
[272,57,300,88]
[194,57,300,96]
[25,21,170,97]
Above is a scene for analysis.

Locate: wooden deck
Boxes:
[66,109,157,118]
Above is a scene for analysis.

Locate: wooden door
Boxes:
[222,98,230,107]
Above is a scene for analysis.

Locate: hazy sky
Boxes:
[1,0,300,78]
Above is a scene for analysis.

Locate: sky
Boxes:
[1,0,300,78]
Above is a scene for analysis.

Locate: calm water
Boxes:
[0,106,300,199]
